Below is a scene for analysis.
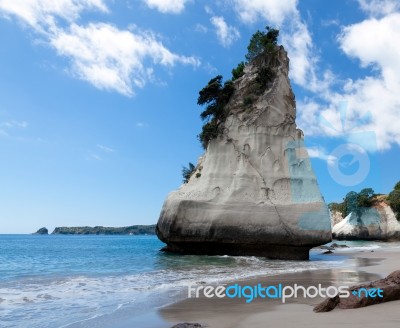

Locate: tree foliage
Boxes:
[245,26,279,62]
[330,188,376,218]
[197,76,235,149]
[193,26,280,150]
[388,181,400,220]
[232,61,245,81]
[255,66,275,90]
[328,202,346,216]
[198,120,219,149]
[357,188,375,208]
[182,162,196,183]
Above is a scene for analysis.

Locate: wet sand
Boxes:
[159,247,400,328]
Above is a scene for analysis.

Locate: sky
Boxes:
[0,0,399,233]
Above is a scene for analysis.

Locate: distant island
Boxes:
[33,227,49,235]
[33,225,156,235]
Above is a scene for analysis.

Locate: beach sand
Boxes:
[159,247,400,328]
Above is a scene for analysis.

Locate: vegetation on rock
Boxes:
[388,181,400,220]
[245,26,279,62]
[196,26,280,150]
[52,225,156,235]
[197,76,235,149]
[182,162,196,183]
[232,61,245,81]
[330,183,400,221]
[329,188,376,217]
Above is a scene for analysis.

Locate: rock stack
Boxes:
[156,46,331,260]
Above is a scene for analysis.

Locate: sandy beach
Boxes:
[158,246,400,328]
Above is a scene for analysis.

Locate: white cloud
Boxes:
[307,147,337,167]
[339,14,400,73]
[136,122,149,127]
[231,0,297,26]
[357,0,400,17]
[335,13,400,150]
[195,23,208,33]
[281,17,315,88]
[204,5,213,15]
[50,23,200,96]
[143,0,190,14]
[321,19,340,27]
[97,144,115,152]
[1,120,28,128]
[0,1,200,97]
[210,16,240,47]
[0,0,108,31]
[297,13,400,151]
[88,153,102,161]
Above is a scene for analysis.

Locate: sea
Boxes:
[0,234,389,328]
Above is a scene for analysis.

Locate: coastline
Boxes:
[157,245,400,328]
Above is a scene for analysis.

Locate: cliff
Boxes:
[51,225,156,235]
[156,45,331,260]
[331,211,344,227]
[333,202,400,240]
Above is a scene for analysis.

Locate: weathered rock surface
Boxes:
[314,270,400,312]
[33,227,48,235]
[331,210,344,227]
[157,46,331,260]
[333,204,400,240]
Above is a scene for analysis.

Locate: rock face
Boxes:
[156,46,331,260]
[333,204,400,240]
[33,227,48,235]
[314,270,400,312]
[331,210,344,227]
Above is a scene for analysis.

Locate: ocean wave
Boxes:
[0,253,346,327]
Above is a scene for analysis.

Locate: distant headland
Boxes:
[33,225,156,235]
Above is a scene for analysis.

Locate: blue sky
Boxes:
[0,0,399,233]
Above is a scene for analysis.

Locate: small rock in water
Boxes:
[323,250,333,254]
[330,243,349,248]
[171,323,203,328]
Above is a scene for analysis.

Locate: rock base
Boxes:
[161,242,310,260]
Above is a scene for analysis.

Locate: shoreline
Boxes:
[156,245,400,328]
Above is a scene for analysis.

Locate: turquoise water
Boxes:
[0,235,350,328]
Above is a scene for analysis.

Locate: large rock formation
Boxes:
[333,203,400,240]
[156,46,331,260]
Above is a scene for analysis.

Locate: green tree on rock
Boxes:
[197,76,235,149]
[245,26,279,62]
[182,162,196,183]
[388,181,400,220]
[232,61,245,81]
[357,188,375,207]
